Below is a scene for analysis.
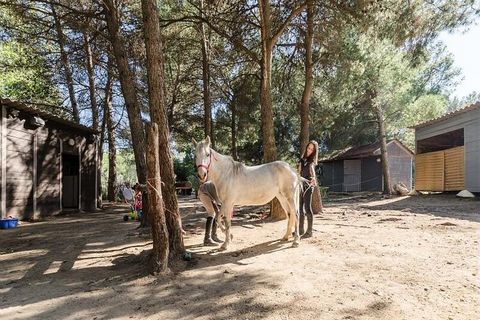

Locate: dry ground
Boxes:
[0,194,479,320]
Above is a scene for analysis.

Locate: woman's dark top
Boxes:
[299,158,315,180]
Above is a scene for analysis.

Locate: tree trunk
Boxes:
[258,0,277,163]
[167,71,179,134]
[312,186,323,213]
[83,31,99,131]
[374,105,392,195]
[259,0,281,220]
[299,0,314,153]
[200,0,214,147]
[141,0,185,254]
[103,0,147,188]
[104,60,117,202]
[145,123,169,274]
[51,4,80,123]
[231,100,238,160]
[98,94,107,208]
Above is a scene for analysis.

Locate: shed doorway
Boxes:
[62,153,79,208]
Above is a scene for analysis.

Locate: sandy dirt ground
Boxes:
[0,193,479,320]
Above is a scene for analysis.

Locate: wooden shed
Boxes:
[412,102,480,192]
[319,139,413,192]
[0,99,99,220]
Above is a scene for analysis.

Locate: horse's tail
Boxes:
[294,174,308,216]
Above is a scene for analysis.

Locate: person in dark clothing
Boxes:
[198,181,223,246]
[298,140,319,239]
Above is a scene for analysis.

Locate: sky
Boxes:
[439,20,480,99]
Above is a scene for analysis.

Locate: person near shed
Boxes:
[197,181,223,246]
[133,183,143,220]
[298,140,319,238]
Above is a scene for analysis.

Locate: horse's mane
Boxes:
[214,150,245,176]
[225,155,245,175]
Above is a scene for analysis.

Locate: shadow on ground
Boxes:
[0,200,290,319]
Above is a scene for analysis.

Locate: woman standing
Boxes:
[298,140,319,238]
[198,181,223,246]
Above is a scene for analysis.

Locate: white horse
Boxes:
[193,136,301,250]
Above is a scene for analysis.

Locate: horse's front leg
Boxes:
[219,203,233,251]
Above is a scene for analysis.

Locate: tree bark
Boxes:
[141,0,185,254]
[103,0,147,189]
[299,0,314,153]
[51,4,80,123]
[312,186,323,213]
[98,92,107,208]
[258,0,277,163]
[374,105,393,195]
[104,59,117,202]
[145,123,169,274]
[200,0,214,147]
[231,99,238,160]
[83,31,99,131]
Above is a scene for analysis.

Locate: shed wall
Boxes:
[320,161,344,192]
[361,157,382,191]
[0,108,98,219]
[36,125,61,216]
[416,108,480,192]
[387,142,413,190]
[6,119,34,219]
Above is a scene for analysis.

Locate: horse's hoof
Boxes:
[292,241,299,248]
[219,244,228,251]
[282,236,289,242]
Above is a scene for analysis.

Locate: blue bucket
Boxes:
[0,218,18,229]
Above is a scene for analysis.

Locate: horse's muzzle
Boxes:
[198,172,207,182]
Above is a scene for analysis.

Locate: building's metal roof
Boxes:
[320,139,413,162]
[0,98,98,134]
[411,102,480,129]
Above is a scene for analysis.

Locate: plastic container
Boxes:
[0,218,18,229]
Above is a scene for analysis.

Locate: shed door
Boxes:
[62,154,79,208]
[344,160,361,192]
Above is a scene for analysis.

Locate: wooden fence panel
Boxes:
[415,151,444,191]
[444,146,464,191]
[415,147,465,191]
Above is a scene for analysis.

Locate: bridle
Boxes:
[196,151,217,179]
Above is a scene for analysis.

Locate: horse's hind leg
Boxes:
[277,195,295,242]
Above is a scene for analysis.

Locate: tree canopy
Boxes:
[0,0,478,168]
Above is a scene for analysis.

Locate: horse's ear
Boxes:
[192,138,197,148]
[205,136,211,146]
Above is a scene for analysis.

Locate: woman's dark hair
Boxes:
[301,140,319,165]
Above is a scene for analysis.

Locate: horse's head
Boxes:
[192,136,212,183]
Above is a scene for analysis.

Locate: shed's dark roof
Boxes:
[320,139,413,162]
[0,99,97,134]
[411,101,480,129]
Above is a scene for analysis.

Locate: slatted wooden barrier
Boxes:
[415,146,464,191]
[444,146,465,191]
